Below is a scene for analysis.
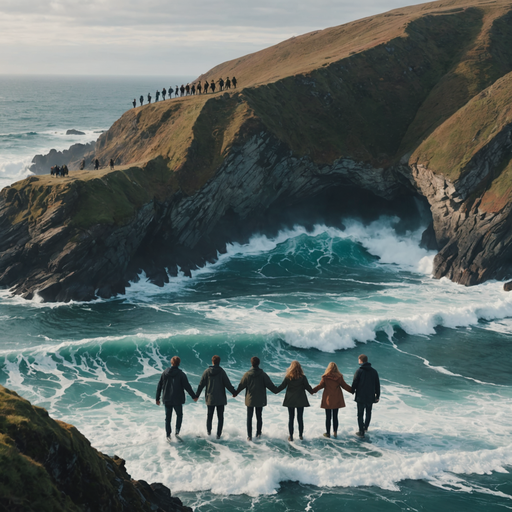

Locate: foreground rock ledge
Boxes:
[0,385,191,512]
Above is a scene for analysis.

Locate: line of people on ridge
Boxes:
[156,354,380,442]
[50,157,115,176]
[50,165,69,177]
[133,77,238,108]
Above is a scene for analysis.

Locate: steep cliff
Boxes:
[0,385,191,512]
[2,0,512,301]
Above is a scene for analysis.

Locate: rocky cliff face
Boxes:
[0,385,191,512]
[2,0,512,301]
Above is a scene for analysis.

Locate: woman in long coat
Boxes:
[276,360,314,441]
[312,362,352,438]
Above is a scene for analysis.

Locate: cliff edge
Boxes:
[2,0,512,301]
[0,385,191,512]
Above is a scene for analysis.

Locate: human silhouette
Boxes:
[109,159,114,170]
[168,87,173,99]
[232,76,237,88]
[175,85,179,97]
[139,95,144,106]
[197,81,202,94]
[94,159,99,170]
[180,85,185,97]
[191,84,196,95]
[225,78,231,89]
[218,78,224,91]
[185,84,190,95]
[204,81,209,93]
[132,98,136,108]
[210,80,216,93]
[148,92,152,104]
[162,88,167,100]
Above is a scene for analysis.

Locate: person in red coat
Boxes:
[312,362,353,438]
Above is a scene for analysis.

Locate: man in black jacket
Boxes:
[235,356,279,441]
[196,355,236,439]
[156,356,197,438]
[351,354,380,437]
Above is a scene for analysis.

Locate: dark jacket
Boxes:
[236,367,279,407]
[196,365,236,406]
[351,362,380,404]
[276,375,313,408]
[312,373,352,409]
[156,366,196,405]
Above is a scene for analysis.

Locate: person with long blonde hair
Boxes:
[312,362,353,438]
[276,360,314,441]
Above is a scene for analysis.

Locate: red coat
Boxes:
[312,374,352,409]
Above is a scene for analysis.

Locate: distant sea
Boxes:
[0,76,511,512]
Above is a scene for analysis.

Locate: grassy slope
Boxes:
[413,71,512,210]
[0,386,104,511]
[5,0,512,230]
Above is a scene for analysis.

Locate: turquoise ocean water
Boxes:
[0,76,511,511]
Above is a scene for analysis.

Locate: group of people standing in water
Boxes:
[156,354,380,442]
[133,77,238,108]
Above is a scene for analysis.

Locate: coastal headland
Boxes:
[2,0,512,302]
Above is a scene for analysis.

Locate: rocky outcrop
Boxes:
[3,0,512,301]
[29,141,96,175]
[0,385,191,512]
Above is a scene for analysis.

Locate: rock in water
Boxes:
[66,129,85,135]
[504,281,512,292]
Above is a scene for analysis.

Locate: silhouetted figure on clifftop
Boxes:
[232,76,237,88]
[204,81,209,93]
[197,81,202,94]
[140,95,144,106]
[94,159,99,170]
[156,90,160,102]
[225,77,231,89]
[133,98,136,108]
[162,88,167,100]
[210,80,216,93]
[148,93,152,104]
[218,78,224,91]
[180,85,185,97]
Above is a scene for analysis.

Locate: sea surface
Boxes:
[1,76,511,511]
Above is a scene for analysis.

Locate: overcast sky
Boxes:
[1,0,429,76]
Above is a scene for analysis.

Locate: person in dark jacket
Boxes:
[351,354,380,437]
[196,355,236,438]
[235,356,279,441]
[312,362,352,438]
[139,95,144,106]
[276,360,314,441]
[156,356,197,438]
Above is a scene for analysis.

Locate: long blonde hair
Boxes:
[285,360,304,380]
[323,362,341,377]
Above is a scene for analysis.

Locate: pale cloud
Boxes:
[0,0,429,75]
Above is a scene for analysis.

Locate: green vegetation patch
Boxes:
[413,71,512,180]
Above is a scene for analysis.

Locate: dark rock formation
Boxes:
[66,129,85,135]
[0,385,191,512]
[2,0,512,301]
[29,141,96,174]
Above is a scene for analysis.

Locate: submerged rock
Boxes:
[66,129,85,135]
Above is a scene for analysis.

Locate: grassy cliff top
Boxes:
[6,0,512,229]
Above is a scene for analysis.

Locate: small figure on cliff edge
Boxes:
[204,81,209,94]
[140,95,144,106]
[156,90,160,102]
[162,88,167,100]
[147,92,152,104]
[232,76,237,88]
[180,84,185,97]
[210,80,216,93]
[94,158,99,170]
[132,98,136,108]
[175,85,179,97]
[109,159,115,170]
[225,77,231,89]
[197,81,202,94]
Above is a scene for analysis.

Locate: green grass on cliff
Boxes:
[0,386,80,511]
